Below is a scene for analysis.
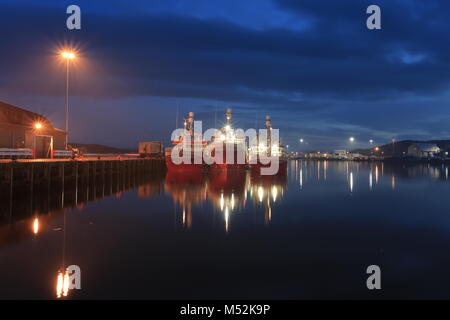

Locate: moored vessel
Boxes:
[249,115,287,176]
[209,108,247,171]
[165,112,206,174]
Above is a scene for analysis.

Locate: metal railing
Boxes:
[0,148,33,158]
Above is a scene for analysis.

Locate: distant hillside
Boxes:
[69,143,136,154]
[354,140,450,157]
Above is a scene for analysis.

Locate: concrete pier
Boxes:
[0,158,165,188]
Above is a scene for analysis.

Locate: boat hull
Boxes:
[165,155,205,173]
[209,142,247,171]
[250,158,287,176]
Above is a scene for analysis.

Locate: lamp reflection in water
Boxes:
[375,165,379,184]
[165,171,206,229]
[216,191,241,233]
[349,172,354,193]
[271,185,278,202]
[32,217,39,234]
[248,173,286,225]
[258,186,264,202]
[208,171,247,233]
[56,269,71,298]
[165,170,286,232]
[224,206,230,232]
[300,168,303,189]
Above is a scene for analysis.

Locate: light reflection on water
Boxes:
[2,160,450,299]
[164,170,287,232]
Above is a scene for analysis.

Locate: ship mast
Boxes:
[226,108,232,127]
[188,112,194,136]
[265,115,272,156]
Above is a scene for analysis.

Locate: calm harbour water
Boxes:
[1,160,450,299]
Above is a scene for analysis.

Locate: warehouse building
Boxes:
[0,101,66,158]
[407,143,440,158]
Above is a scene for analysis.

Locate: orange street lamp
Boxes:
[61,50,76,149]
[61,51,75,60]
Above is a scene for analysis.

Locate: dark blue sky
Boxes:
[1,0,449,151]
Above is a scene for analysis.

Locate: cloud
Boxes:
[1,0,450,148]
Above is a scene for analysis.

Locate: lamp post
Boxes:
[61,51,76,150]
[33,122,43,158]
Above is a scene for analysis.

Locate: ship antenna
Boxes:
[266,115,272,156]
[175,103,179,129]
[215,102,218,129]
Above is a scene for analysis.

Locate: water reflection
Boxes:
[164,170,287,232]
[0,171,165,249]
[4,161,450,240]
[289,160,450,194]
[3,160,450,299]
[165,171,206,229]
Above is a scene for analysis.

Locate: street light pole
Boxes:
[65,58,69,150]
[61,51,75,150]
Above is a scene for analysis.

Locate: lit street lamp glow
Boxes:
[299,138,304,143]
[369,139,373,144]
[61,51,76,60]
[349,137,355,142]
[34,122,42,130]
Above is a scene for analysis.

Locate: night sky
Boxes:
[1,0,449,151]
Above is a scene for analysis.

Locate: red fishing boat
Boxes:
[165,112,206,174]
[209,108,247,171]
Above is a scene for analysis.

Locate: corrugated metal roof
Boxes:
[0,100,54,129]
